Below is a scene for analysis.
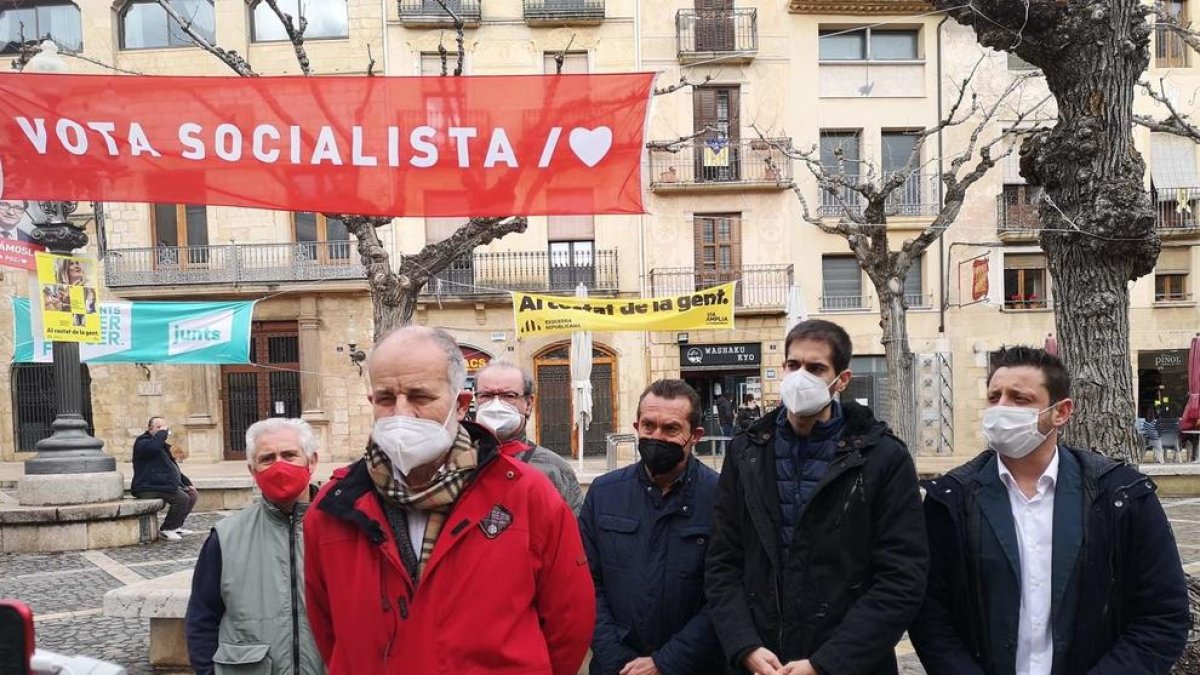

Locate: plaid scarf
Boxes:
[367,425,478,578]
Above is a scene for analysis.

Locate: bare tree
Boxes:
[774,64,1041,446]
[155,0,527,338]
[935,0,1160,461]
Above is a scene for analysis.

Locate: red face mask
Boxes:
[255,460,312,504]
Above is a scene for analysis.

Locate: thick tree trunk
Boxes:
[1020,0,1157,459]
[878,290,917,447]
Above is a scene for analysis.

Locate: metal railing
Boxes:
[1152,187,1200,230]
[398,0,481,25]
[648,138,793,189]
[1004,296,1051,311]
[422,249,620,296]
[820,294,872,311]
[105,242,363,287]
[1155,292,1194,303]
[648,265,793,309]
[524,0,604,24]
[676,8,757,57]
[818,173,939,217]
[996,192,1042,233]
[905,292,933,308]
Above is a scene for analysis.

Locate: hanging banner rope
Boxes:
[513,282,736,337]
[0,72,653,217]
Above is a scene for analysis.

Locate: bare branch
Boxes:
[9,22,37,71]
[431,0,466,76]
[646,126,717,151]
[152,0,257,76]
[1135,77,1200,142]
[405,217,530,286]
[554,34,577,74]
[261,0,312,76]
[653,74,714,96]
[63,50,144,75]
[367,43,377,77]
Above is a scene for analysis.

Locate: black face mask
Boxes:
[638,437,687,477]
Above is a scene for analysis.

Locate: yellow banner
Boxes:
[35,252,101,343]
[513,283,735,337]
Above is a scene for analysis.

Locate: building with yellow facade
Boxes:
[0,0,1195,465]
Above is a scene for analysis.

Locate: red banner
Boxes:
[972,257,989,301]
[0,73,653,217]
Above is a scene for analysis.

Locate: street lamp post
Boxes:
[18,42,120,502]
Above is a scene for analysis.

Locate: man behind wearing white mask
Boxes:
[474,361,584,513]
[912,346,1188,675]
[303,326,594,675]
[706,319,928,675]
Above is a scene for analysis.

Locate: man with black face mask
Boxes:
[578,379,722,675]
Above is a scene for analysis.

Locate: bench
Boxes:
[103,569,193,673]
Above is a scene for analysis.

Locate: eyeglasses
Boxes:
[476,390,526,405]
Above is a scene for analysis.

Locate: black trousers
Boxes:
[134,488,197,530]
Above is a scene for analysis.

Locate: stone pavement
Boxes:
[2,499,1198,674]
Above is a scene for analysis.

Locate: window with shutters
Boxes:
[1155,248,1192,302]
[904,257,927,307]
[1157,0,1189,68]
[693,214,742,293]
[153,204,209,268]
[819,130,861,214]
[882,130,924,214]
[1003,253,1049,310]
[821,255,864,310]
[694,86,741,182]
[818,27,919,61]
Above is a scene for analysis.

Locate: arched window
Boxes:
[11,363,94,452]
[120,0,214,50]
[0,1,82,54]
[251,0,347,42]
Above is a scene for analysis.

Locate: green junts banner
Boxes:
[12,298,256,364]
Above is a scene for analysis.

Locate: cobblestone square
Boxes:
[2,503,1196,674]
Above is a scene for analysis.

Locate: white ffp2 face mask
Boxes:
[780,368,838,417]
[372,400,459,477]
[982,404,1057,459]
[475,399,524,440]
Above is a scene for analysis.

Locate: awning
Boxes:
[1150,133,1200,191]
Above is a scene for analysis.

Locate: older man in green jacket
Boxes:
[185,418,324,675]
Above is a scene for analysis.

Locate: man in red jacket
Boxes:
[304,326,594,674]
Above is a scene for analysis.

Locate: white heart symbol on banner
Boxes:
[569,127,613,168]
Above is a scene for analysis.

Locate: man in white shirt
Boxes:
[912,345,1189,675]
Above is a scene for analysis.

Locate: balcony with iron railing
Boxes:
[648,138,793,192]
[523,0,604,25]
[820,294,873,312]
[818,173,940,219]
[398,0,481,27]
[105,242,363,288]
[1151,187,1200,239]
[648,265,793,310]
[905,292,933,309]
[999,188,1200,240]
[676,8,757,63]
[996,190,1042,242]
[422,249,620,297]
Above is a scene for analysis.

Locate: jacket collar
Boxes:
[317,420,502,542]
[748,401,889,453]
